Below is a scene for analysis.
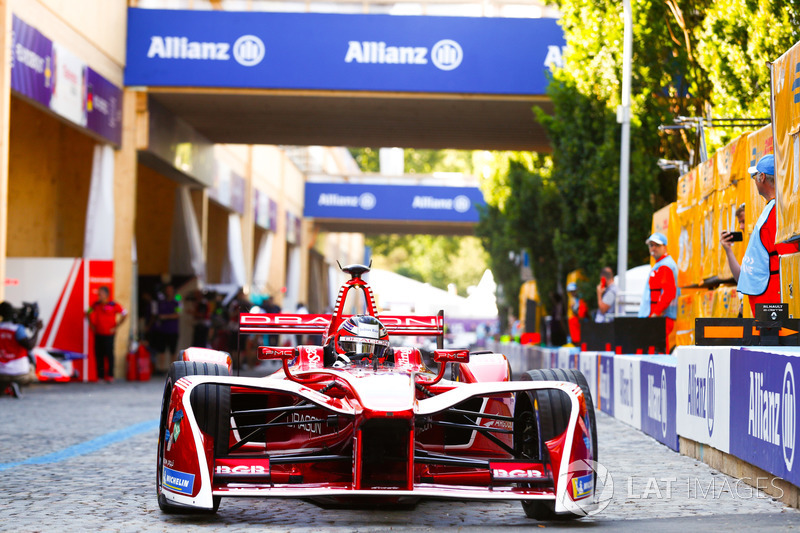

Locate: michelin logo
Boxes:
[147,35,265,67]
[345,39,463,71]
[162,466,194,495]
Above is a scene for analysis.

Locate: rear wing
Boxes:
[239,313,445,337]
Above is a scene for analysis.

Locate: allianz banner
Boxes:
[730,348,799,486]
[125,8,565,95]
[676,346,731,453]
[640,357,679,451]
[304,183,484,222]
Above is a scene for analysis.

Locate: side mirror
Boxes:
[258,346,296,361]
[433,349,470,364]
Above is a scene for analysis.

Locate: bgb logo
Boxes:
[783,362,796,471]
[215,465,267,474]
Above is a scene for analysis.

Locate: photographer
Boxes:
[0,302,42,398]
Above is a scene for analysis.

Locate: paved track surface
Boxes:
[2,379,798,532]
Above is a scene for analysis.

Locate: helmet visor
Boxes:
[337,336,389,358]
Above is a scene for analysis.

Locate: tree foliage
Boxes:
[347,147,487,295]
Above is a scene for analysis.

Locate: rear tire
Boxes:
[156,361,230,514]
[516,368,597,520]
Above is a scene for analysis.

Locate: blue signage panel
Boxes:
[304,183,485,222]
[125,8,565,95]
[640,357,678,451]
[598,354,614,417]
[730,348,799,486]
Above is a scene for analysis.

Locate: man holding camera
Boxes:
[737,154,800,315]
[0,302,41,398]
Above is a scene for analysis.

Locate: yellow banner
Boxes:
[781,252,800,318]
[700,192,718,281]
[744,125,771,232]
[677,205,701,287]
[712,284,741,318]
[717,185,744,280]
[771,45,800,243]
[699,153,717,199]
[677,167,699,209]
[716,132,750,191]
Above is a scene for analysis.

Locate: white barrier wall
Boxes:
[489,341,800,484]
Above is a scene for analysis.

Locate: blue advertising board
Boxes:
[730,348,799,486]
[640,357,679,451]
[598,354,614,417]
[304,182,484,223]
[11,15,122,145]
[125,8,565,95]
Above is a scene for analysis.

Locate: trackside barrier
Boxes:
[488,341,800,496]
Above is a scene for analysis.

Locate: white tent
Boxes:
[366,268,498,320]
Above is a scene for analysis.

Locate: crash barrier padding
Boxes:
[580,317,667,354]
[489,341,800,489]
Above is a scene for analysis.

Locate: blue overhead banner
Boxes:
[304,183,484,223]
[125,8,565,95]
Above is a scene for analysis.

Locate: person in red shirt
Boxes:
[566,282,589,344]
[87,286,127,383]
[638,233,679,351]
[737,155,800,315]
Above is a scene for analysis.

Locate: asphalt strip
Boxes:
[0,418,159,472]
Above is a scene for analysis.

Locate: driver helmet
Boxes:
[334,315,390,360]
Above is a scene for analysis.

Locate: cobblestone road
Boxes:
[2,379,798,532]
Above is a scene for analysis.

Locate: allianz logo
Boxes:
[619,363,634,408]
[600,362,611,402]
[413,195,471,212]
[687,354,716,437]
[318,193,376,210]
[147,35,265,67]
[647,369,669,438]
[345,39,463,71]
[748,363,796,471]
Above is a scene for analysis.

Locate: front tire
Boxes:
[515,368,597,520]
[156,361,230,514]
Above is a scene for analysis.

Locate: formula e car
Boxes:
[156,264,600,520]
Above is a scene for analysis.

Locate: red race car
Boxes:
[156,264,601,520]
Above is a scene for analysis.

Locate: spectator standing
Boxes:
[595,267,617,323]
[737,155,800,315]
[566,282,589,344]
[152,285,181,371]
[87,286,127,383]
[638,232,679,350]
[0,302,41,398]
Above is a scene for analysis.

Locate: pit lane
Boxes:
[2,379,797,531]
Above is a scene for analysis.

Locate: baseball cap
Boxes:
[747,154,774,176]
[566,282,578,292]
[646,232,668,246]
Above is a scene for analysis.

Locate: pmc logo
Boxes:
[783,362,796,471]
[233,35,265,66]
[431,39,462,71]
